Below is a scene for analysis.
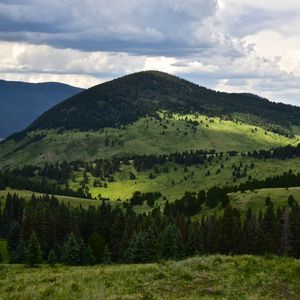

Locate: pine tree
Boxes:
[186,222,203,256]
[110,216,125,262]
[7,222,21,254]
[102,246,112,264]
[125,226,158,263]
[10,239,26,263]
[26,231,42,267]
[48,249,57,266]
[290,203,300,257]
[159,224,182,260]
[88,233,106,263]
[279,207,291,255]
[220,206,235,254]
[263,204,276,254]
[61,233,80,265]
[82,245,96,265]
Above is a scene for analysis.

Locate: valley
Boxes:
[0,71,300,300]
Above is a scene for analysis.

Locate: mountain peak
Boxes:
[23,71,300,135]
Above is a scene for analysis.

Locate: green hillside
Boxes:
[1,113,299,168]
[70,155,300,202]
[0,255,299,300]
[2,71,300,168]
[0,189,100,208]
[230,187,300,211]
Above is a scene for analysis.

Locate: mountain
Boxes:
[27,71,300,136]
[1,70,300,168]
[0,80,83,138]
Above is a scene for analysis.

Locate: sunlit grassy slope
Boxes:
[2,155,299,213]
[0,189,101,208]
[1,113,299,168]
[229,187,300,211]
[69,156,300,202]
[0,255,299,300]
[1,185,299,217]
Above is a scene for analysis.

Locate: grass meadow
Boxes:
[0,255,299,300]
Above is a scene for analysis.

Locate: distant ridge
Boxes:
[0,80,83,137]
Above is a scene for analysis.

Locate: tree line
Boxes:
[247,143,300,160]
[0,192,299,266]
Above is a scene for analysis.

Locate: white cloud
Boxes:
[0,0,299,105]
[0,0,220,55]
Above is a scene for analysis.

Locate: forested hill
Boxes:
[27,71,300,135]
[0,80,83,138]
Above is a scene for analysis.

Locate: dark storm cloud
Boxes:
[0,0,232,56]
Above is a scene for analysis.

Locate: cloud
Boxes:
[0,0,223,56]
[0,0,299,105]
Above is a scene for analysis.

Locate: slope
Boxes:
[26,71,300,135]
[0,113,299,168]
[0,80,83,138]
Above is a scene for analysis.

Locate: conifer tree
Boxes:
[26,231,42,267]
[48,249,57,266]
[82,245,96,265]
[102,246,112,264]
[186,222,203,256]
[290,203,300,257]
[110,215,125,262]
[89,232,106,263]
[10,239,26,263]
[7,222,21,254]
[159,224,182,259]
[62,233,80,265]
[126,226,158,263]
[263,204,276,253]
[279,207,291,255]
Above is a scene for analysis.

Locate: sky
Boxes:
[0,0,299,105]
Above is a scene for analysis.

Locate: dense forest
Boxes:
[0,192,299,266]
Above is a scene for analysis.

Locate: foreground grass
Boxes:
[0,255,299,300]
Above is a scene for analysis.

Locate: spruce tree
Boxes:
[82,245,96,265]
[7,222,21,254]
[263,204,276,253]
[88,233,106,263]
[26,231,42,267]
[10,239,26,264]
[48,249,57,266]
[62,233,80,265]
[159,224,182,260]
[102,246,112,264]
[186,222,203,256]
[290,203,300,257]
[279,207,291,255]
